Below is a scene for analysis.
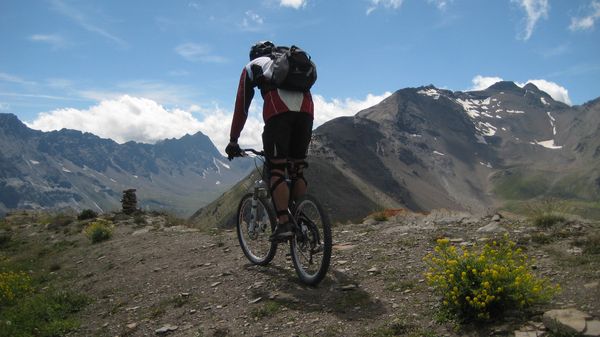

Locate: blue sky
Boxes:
[1,0,599,153]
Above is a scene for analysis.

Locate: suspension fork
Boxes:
[249,193,258,235]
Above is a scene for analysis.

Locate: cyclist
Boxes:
[226,40,314,243]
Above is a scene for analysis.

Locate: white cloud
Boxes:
[569,1,600,31]
[367,0,404,14]
[27,95,204,144]
[468,75,571,105]
[78,80,198,106]
[522,79,572,105]
[427,0,452,11]
[512,0,549,40]
[29,34,67,49]
[280,0,306,9]
[198,108,264,155]
[50,0,127,47]
[24,92,392,156]
[0,102,9,111]
[312,92,393,127]
[241,11,265,31]
[0,72,36,86]
[175,43,228,63]
[470,75,504,91]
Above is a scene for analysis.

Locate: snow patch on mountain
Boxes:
[417,88,441,99]
[532,139,562,149]
[547,112,557,135]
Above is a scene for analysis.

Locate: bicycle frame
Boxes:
[236,148,331,285]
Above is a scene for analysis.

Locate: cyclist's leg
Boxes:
[269,159,289,224]
[289,112,313,201]
[262,113,293,224]
[289,159,308,201]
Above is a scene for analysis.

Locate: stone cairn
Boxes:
[121,189,138,215]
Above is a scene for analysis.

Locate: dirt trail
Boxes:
[20,210,600,337]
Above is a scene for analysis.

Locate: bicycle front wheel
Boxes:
[236,193,277,265]
[290,194,332,286]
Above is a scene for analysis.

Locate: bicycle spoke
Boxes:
[290,195,332,286]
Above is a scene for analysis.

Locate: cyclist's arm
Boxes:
[230,67,255,142]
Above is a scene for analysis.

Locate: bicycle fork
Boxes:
[249,180,269,238]
[249,195,258,237]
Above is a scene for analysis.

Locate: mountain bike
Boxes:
[234,149,332,286]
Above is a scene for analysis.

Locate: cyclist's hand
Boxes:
[225,141,242,160]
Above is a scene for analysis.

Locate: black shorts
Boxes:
[262,111,313,160]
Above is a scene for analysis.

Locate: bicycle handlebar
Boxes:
[228,148,265,160]
[242,148,265,156]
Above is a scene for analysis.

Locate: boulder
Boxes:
[543,308,590,335]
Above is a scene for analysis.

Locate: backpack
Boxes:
[268,45,317,92]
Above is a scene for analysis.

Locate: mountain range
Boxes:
[0,113,252,217]
[192,81,600,228]
[2,81,598,223]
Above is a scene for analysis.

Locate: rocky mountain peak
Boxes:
[523,82,542,92]
[0,113,37,138]
[486,81,523,93]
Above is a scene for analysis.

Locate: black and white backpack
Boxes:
[268,45,317,92]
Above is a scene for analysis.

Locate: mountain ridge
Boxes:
[192,81,600,227]
[0,113,252,216]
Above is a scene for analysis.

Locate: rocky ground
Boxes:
[3,209,600,337]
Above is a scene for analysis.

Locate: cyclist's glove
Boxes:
[225,142,242,160]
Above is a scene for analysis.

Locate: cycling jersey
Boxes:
[229,56,314,142]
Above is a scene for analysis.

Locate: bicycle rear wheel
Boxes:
[236,193,277,265]
[290,194,332,286]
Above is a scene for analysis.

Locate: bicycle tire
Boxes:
[236,193,277,265]
[290,194,332,286]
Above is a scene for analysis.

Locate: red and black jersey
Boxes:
[229,56,314,142]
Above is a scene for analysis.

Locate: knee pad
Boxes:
[268,161,287,196]
[289,161,308,188]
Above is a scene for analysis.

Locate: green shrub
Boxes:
[42,213,75,230]
[251,300,281,319]
[574,233,600,255]
[84,219,114,243]
[0,290,88,337]
[77,209,98,221]
[526,198,568,228]
[532,214,566,228]
[0,271,33,306]
[424,235,560,321]
[0,230,11,248]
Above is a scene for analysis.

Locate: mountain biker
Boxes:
[225,40,314,243]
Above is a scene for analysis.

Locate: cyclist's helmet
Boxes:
[249,41,275,60]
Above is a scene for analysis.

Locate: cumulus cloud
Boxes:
[367,0,404,14]
[175,43,227,63]
[470,75,504,91]
[280,0,306,9]
[193,103,264,154]
[512,0,549,40]
[468,75,571,105]
[312,92,393,127]
[522,79,572,105]
[569,1,600,31]
[27,95,204,144]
